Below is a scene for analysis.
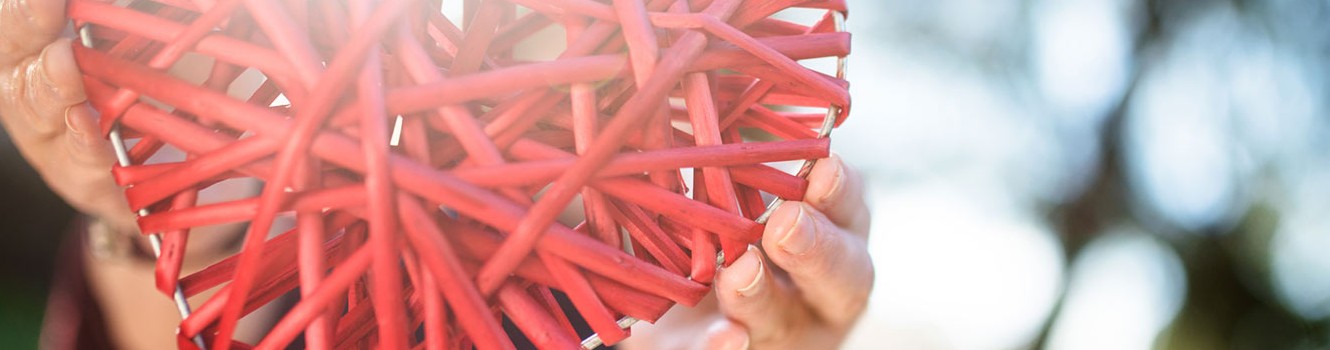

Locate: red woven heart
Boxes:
[69,0,850,349]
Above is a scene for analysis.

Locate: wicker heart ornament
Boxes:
[69,0,850,349]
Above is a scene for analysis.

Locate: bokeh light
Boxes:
[1046,230,1186,350]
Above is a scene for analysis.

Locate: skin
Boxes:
[0,0,129,231]
[0,0,875,348]
[623,154,874,350]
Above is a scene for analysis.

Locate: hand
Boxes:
[0,0,136,231]
[624,154,874,349]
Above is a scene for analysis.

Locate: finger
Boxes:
[617,306,749,350]
[690,319,749,350]
[761,202,874,329]
[0,0,68,68]
[617,295,720,350]
[52,157,136,231]
[714,245,810,346]
[1,38,87,140]
[27,39,87,132]
[803,153,870,237]
[52,104,132,230]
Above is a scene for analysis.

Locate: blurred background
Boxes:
[835,0,1330,349]
[2,0,1328,349]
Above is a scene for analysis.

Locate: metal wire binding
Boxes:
[81,25,211,350]
[579,10,849,350]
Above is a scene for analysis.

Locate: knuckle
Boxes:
[827,285,871,327]
[823,247,874,327]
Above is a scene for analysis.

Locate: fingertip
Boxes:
[695,320,749,350]
[762,201,801,236]
[799,153,871,236]
[40,38,86,103]
[758,202,862,287]
[804,153,847,207]
[717,246,764,299]
[762,202,817,256]
[711,248,805,348]
[756,205,876,328]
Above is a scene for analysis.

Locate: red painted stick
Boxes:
[72,0,850,348]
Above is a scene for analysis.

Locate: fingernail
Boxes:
[64,106,82,136]
[819,154,847,203]
[736,246,764,297]
[778,204,817,255]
